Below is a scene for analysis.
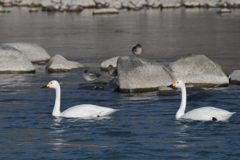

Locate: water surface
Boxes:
[0,8,240,160]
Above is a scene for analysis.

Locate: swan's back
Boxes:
[61,104,117,118]
[182,107,235,121]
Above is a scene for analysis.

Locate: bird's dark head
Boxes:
[132,44,143,55]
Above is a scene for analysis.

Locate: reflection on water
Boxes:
[0,74,31,87]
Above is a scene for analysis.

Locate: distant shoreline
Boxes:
[0,0,240,13]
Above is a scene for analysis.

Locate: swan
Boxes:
[170,80,235,121]
[42,80,117,118]
[132,44,143,56]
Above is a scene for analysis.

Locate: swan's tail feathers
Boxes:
[230,112,236,116]
[224,112,236,120]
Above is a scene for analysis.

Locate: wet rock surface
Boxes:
[4,43,50,63]
[168,54,229,87]
[0,45,35,73]
[229,70,240,84]
[117,56,173,92]
[46,55,84,73]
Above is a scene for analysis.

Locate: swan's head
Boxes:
[42,80,60,89]
[170,80,185,89]
[132,44,143,55]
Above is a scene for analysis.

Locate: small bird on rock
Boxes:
[131,44,143,57]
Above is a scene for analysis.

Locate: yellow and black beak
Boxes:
[41,82,51,88]
[169,81,177,89]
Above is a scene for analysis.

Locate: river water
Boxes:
[0,8,240,160]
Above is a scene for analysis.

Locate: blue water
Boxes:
[0,71,240,160]
[0,8,240,160]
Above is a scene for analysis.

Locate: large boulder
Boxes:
[117,56,173,92]
[0,45,35,73]
[46,55,84,73]
[229,70,240,84]
[100,56,119,70]
[168,54,229,87]
[3,43,50,63]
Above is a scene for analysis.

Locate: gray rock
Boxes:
[4,43,50,63]
[61,0,85,12]
[169,54,229,87]
[0,45,35,73]
[117,56,173,92]
[100,56,119,70]
[109,0,122,9]
[41,0,61,11]
[1,0,12,7]
[46,55,84,73]
[28,7,41,12]
[229,70,240,84]
[12,0,41,7]
[218,0,240,7]
[92,8,119,15]
[41,0,95,11]
[122,0,147,10]
[161,0,181,8]
[184,0,218,7]
[0,5,11,13]
[147,0,182,8]
[94,0,111,7]
[147,0,161,8]
[216,8,231,14]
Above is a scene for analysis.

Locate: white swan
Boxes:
[42,80,117,118]
[171,80,235,121]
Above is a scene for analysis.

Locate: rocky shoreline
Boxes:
[0,0,240,12]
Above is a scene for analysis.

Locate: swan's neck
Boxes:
[53,85,61,117]
[176,84,187,119]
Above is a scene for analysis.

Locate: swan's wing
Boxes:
[183,107,235,121]
[61,104,117,118]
